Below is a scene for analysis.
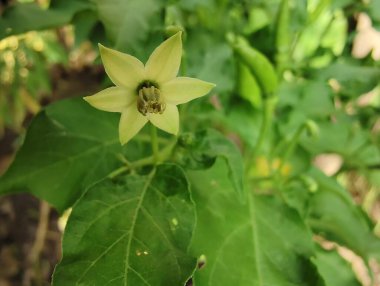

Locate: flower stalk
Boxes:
[150,124,159,163]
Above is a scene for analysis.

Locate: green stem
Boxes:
[281,124,306,165]
[150,124,159,163]
[135,139,176,168]
[107,139,177,179]
[107,166,129,179]
[269,122,308,199]
[275,122,307,181]
[253,96,277,156]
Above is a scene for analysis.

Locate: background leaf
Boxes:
[53,164,196,286]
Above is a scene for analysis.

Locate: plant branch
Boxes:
[253,96,277,156]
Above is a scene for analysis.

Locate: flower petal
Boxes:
[145,32,182,83]
[99,44,145,88]
[149,104,179,135]
[119,103,148,145]
[162,77,216,105]
[83,87,135,112]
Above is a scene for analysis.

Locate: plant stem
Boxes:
[107,138,177,179]
[280,123,306,166]
[270,122,308,199]
[150,124,159,163]
[253,96,277,156]
[107,165,129,179]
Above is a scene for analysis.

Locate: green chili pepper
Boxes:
[309,0,330,24]
[237,61,262,108]
[275,0,290,72]
[231,36,278,97]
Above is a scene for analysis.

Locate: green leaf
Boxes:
[71,9,99,47]
[313,247,361,286]
[368,0,380,22]
[330,0,356,9]
[178,0,213,10]
[297,81,334,118]
[278,81,334,141]
[278,81,303,108]
[223,103,261,148]
[188,160,323,286]
[173,129,244,195]
[0,98,125,212]
[278,80,334,121]
[53,164,196,286]
[0,1,92,39]
[92,0,165,56]
[315,62,380,97]
[195,42,235,95]
[283,179,314,218]
[244,7,270,34]
[186,32,235,95]
[307,168,380,261]
[299,113,373,160]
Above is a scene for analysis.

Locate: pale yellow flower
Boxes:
[84,32,215,144]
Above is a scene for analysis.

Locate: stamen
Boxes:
[137,86,166,115]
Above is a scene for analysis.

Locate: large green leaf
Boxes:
[173,129,244,195]
[306,168,380,261]
[188,161,323,286]
[53,164,196,285]
[0,0,92,39]
[0,98,125,212]
[313,247,361,286]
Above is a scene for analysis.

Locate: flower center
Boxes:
[137,85,166,116]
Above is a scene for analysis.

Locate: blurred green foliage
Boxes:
[0,0,380,285]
